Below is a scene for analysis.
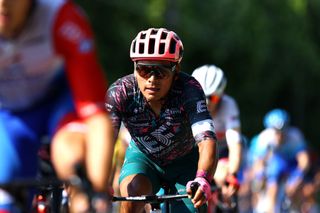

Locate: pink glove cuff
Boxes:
[186,177,211,200]
[196,170,213,182]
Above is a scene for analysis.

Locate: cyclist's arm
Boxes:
[294,133,310,173]
[53,2,108,117]
[185,78,218,176]
[52,2,114,192]
[197,138,218,178]
[224,96,242,176]
[278,149,309,202]
[226,128,242,176]
[288,129,310,187]
[297,150,310,172]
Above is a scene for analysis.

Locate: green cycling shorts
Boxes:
[119,141,207,213]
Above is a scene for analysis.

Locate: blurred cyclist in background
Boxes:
[248,108,310,213]
[192,65,243,212]
[0,0,114,212]
[106,28,218,213]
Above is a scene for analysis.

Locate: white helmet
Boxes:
[191,64,227,97]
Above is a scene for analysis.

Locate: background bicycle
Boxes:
[0,177,64,213]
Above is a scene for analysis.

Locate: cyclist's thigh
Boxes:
[119,141,162,194]
[0,110,42,182]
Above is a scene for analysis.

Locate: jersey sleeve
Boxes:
[183,77,217,143]
[105,80,124,140]
[52,1,107,118]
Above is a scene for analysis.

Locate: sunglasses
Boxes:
[135,63,176,79]
[206,95,221,104]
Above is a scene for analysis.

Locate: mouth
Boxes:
[0,12,10,24]
[145,87,160,93]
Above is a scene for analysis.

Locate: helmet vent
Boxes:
[160,31,167,39]
[151,29,157,35]
[169,39,176,54]
[149,38,155,54]
[159,43,165,54]
[139,43,145,54]
[132,40,136,53]
[140,33,146,39]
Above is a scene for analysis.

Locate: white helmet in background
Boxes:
[191,64,227,97]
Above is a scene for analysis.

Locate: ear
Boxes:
[175,63,181,73]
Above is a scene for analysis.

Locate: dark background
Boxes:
[75,0,320,149]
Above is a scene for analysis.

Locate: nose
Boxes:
[147,73,157,82]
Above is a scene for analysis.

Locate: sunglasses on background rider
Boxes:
[206,94,221,104]
[135,63,176,79]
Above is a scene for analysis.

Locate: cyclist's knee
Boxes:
[51,130,86,179]
[120,174,153,196]
[119,174,151,213]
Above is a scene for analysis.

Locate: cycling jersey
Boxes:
[213,95,241,158]
[250,127,307,183]
[106,72,216,166]
[0,0,107,209]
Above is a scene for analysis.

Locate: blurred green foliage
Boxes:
[75,0,320,147]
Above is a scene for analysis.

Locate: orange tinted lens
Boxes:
[209,95,220,104]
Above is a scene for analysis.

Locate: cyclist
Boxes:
[249,108,310,213]
[192,65,242,212]
[106,28,218,213]
[0,0,114,212]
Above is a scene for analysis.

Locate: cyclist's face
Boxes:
[135,60,177,103]
[206,94,221,116]
[0,0,32,38]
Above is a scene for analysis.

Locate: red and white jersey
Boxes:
[0,0,107,118]
[213,94,241,144]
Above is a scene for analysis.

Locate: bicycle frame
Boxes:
[112,194,190,213]
[112,194,188,202]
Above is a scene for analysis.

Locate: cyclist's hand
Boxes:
[223,174,240,197]
[186,177,211,208]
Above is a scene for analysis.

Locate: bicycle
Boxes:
[112,193,189,213]
[70,163,232,213]
[0,177,64,213]
[67,163,207,213]
[0,143,68,213]
[31,141,69,213]
[112,181,204,213]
